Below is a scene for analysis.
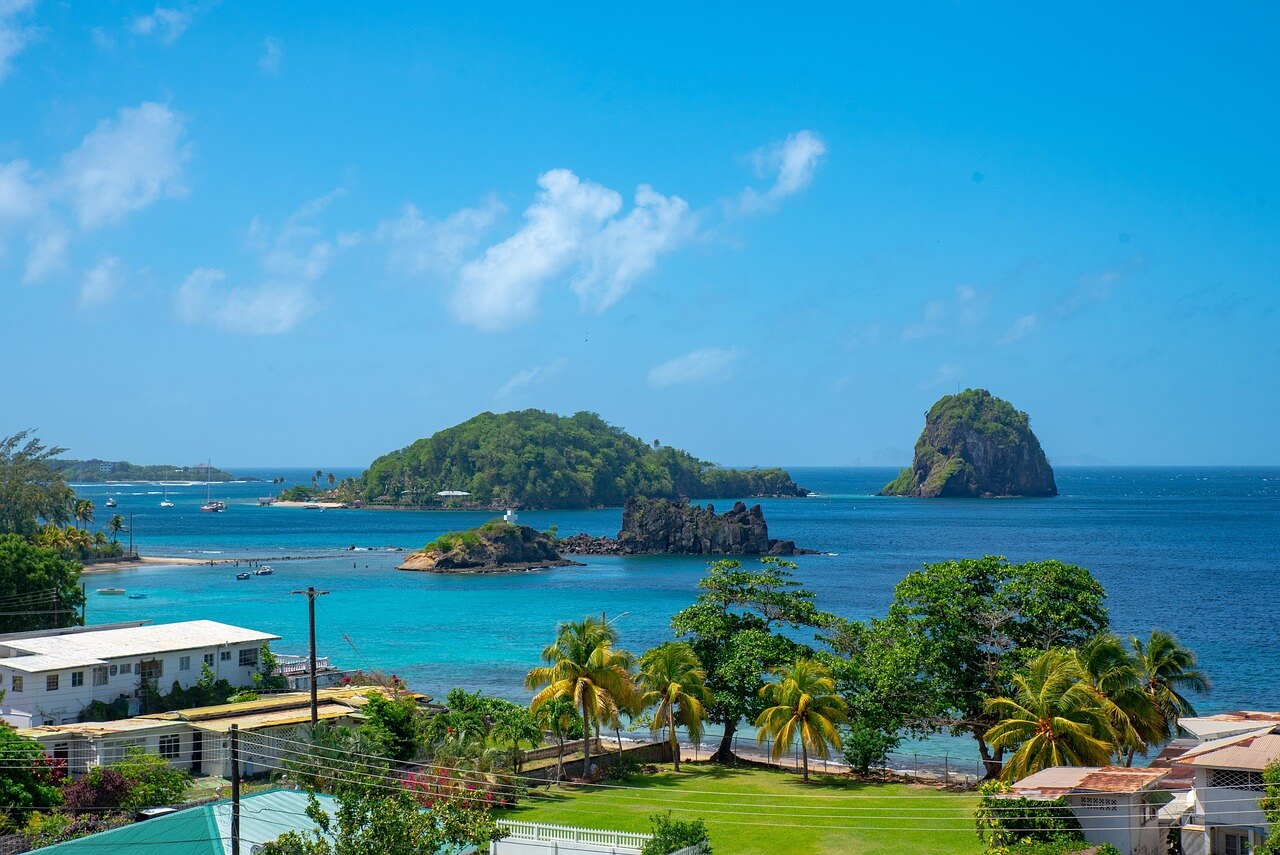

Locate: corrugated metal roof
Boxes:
[0,620,278,673]
[191,702,358,732]
[1176,727,1280,771]
[1008,765,1168,796]
[1179,711,1280,741]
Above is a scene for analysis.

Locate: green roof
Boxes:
[31,789,337,855]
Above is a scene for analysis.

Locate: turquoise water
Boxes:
[77,467,1280,747]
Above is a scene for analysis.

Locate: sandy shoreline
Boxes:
[80,553,391,574]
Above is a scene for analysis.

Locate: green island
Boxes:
[397,520,573,572]
[49,458,239,483]
[358,409,808,509]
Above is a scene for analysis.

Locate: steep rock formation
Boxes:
[880,389,1058,498]
[398,521,576,573]
[560,497,808,556]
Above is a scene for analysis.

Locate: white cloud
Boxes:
[922,363,963,389]
[258,37,283,75]
[23,227,67,282]
[1058,258,1143,315]
[130,6,192,43]
[376,199,503,277]
[495,356,569,399]
[901,285,987,341]
[0,0,34,83]
[451,169,623,331]
[176,267,313,335]
[78,256,121,308]
[572,184,692,312]
[999,312,1039,344]
[647,346,745,389]
[0,159,39,220]
[738,130,827,214]
[60,102,189,229]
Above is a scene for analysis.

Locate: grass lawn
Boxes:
[497,763,984,855]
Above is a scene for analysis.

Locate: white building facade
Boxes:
[1175,722,1280,855]
[1003,765,1170,855]
[0,620,279,728]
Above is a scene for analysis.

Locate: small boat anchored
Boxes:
[96,588,126,595]
[105,496,117,508]
[159,485,174,508]
[235,572,251,580]
[127,593,147,600]
[254,566,273,576]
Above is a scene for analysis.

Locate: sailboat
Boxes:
[160,485,175,508]
[200,459,224,512]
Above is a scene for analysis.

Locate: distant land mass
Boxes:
[880,389,1058,498]
[51,459,240,483]
[359,409,808,510]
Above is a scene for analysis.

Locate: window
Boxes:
[238,648,259,668]
[70,671,84,687]
[203,653,215,667]
[46,674,59,691]
[220,651,231,662]
[93,666,109,686]
[1211,769,1265,791]
[1225,831,1252,855]
[159,735,181,760]
[1079,796,1117,811]
[119,663,131,675]
[109,664,118,676]
[11,675,22,693]
[179,656,191,671]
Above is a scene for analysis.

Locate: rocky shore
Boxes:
[398,521,581,573]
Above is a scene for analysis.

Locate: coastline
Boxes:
[79,552,397,574]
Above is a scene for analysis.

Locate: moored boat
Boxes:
[235,572,251,580]
[96,588,126,595]
[254,566,273,576]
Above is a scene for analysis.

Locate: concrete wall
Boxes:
[523,740,672,783]
[1193,768,1267,828]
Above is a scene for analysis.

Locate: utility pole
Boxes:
[230,724,240,855]
[290,586,329,726]
[128,511,134,557]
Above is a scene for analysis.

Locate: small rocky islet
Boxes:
[880,388,1058,498]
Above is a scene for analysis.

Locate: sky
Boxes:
[2,2,1278,468]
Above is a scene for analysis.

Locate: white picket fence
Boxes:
[494,820,651,854]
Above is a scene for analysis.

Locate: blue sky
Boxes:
[2,2,1277,467]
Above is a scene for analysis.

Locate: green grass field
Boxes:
[497,764,984,855]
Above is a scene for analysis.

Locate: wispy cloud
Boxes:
[22,227,67,283]
[902,285,987,342]
[0,0,35,83]
[375,199,503,277]
[999,312,1038,344]
[922,363,963,389]
[258,37,283,75]
[647,346,745,388]
[78,256,122,308]
[738,130,827,214]
[1057,256,1144,315]
[495,356,569,400]
[130,5,193,43]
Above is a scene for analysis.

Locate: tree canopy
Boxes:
[0,535,84,633]
[359,409,805,508]
[0,431,73,538]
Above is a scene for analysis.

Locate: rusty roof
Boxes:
[1008,765,1169,796]
[1175,726,1280,771]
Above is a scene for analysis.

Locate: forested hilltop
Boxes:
[360,410,807,509]
[50,459,237,483]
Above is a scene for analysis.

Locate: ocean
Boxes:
[74,466,1280,757]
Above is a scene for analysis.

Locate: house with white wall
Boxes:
[1003,765,1170,855]
[0,620,279,728]
[1176,722,1279,855]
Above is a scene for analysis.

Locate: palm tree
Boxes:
[1130,630,1210,749]
[532,694,581,784]
[108,514,126,543]
[526,616,635,779]
[1077,633,1163,765]
[73,498,94,530]
[755,658,848,782]
[637,642,711,772]
[984,648,1115,781]
[327,472,336,487]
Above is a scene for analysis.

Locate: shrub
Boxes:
[605,755,643,781]
[23,810,132,849]
[113,749,191,811]
[63,768,131,811]
[840,721,899,775]
[975,781,1084,849]
[640,812,710,855]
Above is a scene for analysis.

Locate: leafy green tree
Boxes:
[637,642,712,772]
[671,557,829,763]
[1129,629,1209,748]
[526,616,634,778]
[984,649,1115,781]
[755,658,848,782]
[974,780,1085,849]
[252,644,289,692]
[639,812,711,855]
[0,725,63,818]
[879,556,1108,777]
[0,534,84,632]
[261,784,499,855]
[489,706,543,773]
[112,748,191,810]
[1257,762,1280,855]
[358,692,424,761]
[0,431,72,538]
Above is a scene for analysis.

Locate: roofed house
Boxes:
[1175,722,1280,855]
[1003,765,1170,855]
[0,621,280,728]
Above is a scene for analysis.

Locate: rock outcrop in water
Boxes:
[880,389,1058,498]
[559,497,812,556]
[398,521,578,573]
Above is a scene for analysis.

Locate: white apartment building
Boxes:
[1174,718,1280,855]
[0,620,279,728]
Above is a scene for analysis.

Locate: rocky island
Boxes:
[559,496,815,556]
[880,388,1057,498]
[398,521,580,573]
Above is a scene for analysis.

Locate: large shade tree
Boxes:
[984,648,1115,781]
[672,557,831,763]
[0,431,72,538]
[754,658,848,782]
[526,616,634,778]
[636,642,712,772]
[873,555,1108,777]
[0,535,84,633]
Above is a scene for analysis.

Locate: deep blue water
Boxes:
[76,467,1280,754]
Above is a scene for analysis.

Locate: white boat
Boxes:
[96,588,126,595]
[105,496,117,508]
[160,485,175,508]
[254,566,273,576]
[200,460,225,512]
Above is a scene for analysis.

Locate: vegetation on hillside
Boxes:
[360,410,806,509]
[49,459,236,483]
